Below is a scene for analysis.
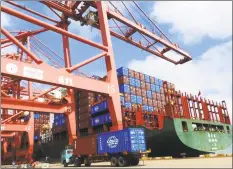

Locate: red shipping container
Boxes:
[78,97,95,106]
[79,120,90,129]
[145,83,151,90]
[118,76,129,84]
[156,93,161,100]
[128,69,135,77]
[160,88,164,94]
[141,89,147,97]
[147,98,153,106]
[139,73,145,81]
[161,94,165,101]
[157,101,162,108]
[142,97,148,105]
[134,72,140,79]
[152,92,157,99]
[152,99,157,106]
[130,86,136,95]
[79,113,90,121]
[140,81,146,89]
[124,93,131,102]
[131,103,138,111]
[150,77,155,84]
[136,88,142,96]
[79,105,91,114]
[75,134,97,155]
[78,92,95,98]
[162,101,166,106]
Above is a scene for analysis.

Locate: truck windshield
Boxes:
[66,150,73,154]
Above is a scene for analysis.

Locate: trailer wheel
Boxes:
[110,156,118,167]
[118,156,127,167]
[74,158,81,167]
[85,163,91,167]
[131,158,139,166]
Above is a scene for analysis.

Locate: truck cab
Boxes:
[60,149,73,167]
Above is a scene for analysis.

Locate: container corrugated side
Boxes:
[97,128,146,155]
[75,134,97,155]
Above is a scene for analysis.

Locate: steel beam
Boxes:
[66,52,108,72]
[1,5,108,51]
[1,28,43,64]
[107,10,192,60]
[1,57,113,95]
[1,97,68,113]
[1,124,33,132]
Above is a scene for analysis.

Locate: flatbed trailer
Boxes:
[61,128,149,167]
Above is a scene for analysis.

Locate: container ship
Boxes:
[30,66,232,159]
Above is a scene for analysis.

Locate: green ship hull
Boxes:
[144,118,232,157]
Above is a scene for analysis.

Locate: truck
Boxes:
[60,127,148,167]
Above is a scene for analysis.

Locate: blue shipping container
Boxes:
[119,84,130,93]
[105,114,111,123]
[142,105,149,111]
[135,79,141,88]
[145,75,150,83]
[120,96,125,105]
[146,90,152,98]
[97,128,146,154]
[155,85,160,92]
[34,136,38,140]
[91,113,111,127]
[131,94,137,103]
[62,119,66,124]
[151,84,156,92]
[129,78,136,86]
[124,102,132,109]
[155,78,160,85]
[159,79,163,86]
[91,100,108,115]
[148,106,154,112]
[136,96,142,104]
[117,67,129,77]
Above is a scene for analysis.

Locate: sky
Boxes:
[1,0,232,153]
[1,1,232,120]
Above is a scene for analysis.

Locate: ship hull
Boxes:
[144,118,232,157]
[34,118,232,159]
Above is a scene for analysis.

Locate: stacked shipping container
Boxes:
[117,67,170,113]
[51,67,177,134]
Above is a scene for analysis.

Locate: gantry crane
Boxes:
[1,1,192,162]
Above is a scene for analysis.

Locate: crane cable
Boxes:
[121,1,161,53]
[132,1,173,44]
[108,1,124,17]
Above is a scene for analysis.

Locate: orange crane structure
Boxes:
[1,1,192,163]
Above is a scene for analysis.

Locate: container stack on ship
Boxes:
[34,67,232,159]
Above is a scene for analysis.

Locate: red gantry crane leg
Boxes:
[96,1,123,131]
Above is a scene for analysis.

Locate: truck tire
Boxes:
[118,156,127,167]
[74,158,81,167]
[63,161,68,167]
[110,156,118,167]
[131,158,139,166]
[85,163,91,167]
[84,157,91,167]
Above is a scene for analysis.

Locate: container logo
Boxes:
[107,136,118,148]
[95,118,99,124]
[94,106,99,112]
